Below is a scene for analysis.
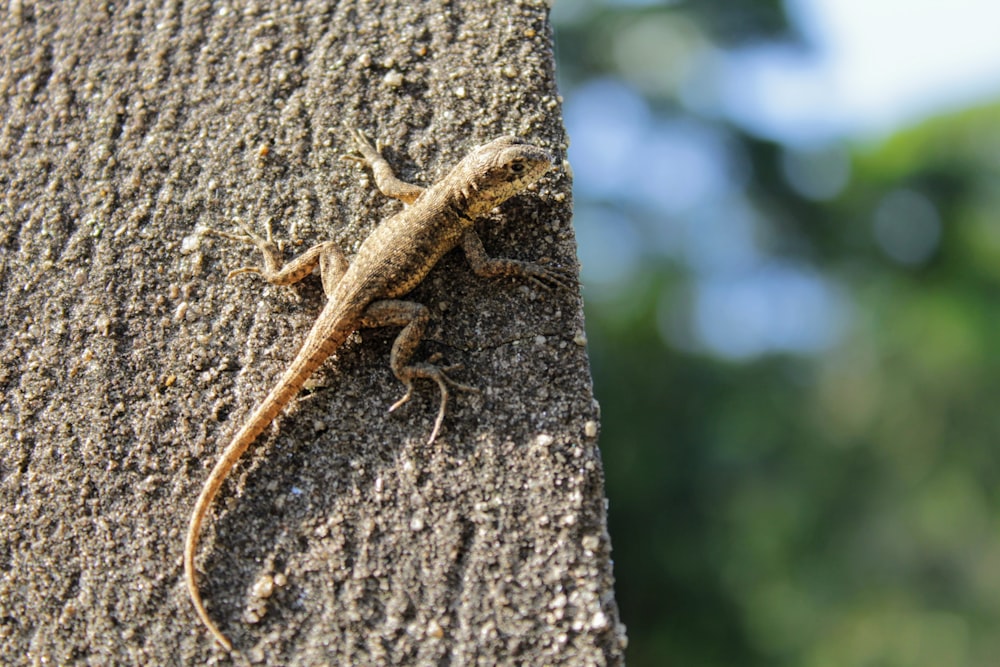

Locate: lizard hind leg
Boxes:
[359,299,476,443]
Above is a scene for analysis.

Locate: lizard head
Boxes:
[454,137,552,217]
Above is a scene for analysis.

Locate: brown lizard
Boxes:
[185,129,571,650]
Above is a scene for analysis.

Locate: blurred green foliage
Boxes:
[554,2,1000,665]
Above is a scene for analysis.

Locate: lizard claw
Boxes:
[531,268,576,292]
[341,128,382,168]
[203,219,273,249]
[388,384,414,413]
[516,260,577,292]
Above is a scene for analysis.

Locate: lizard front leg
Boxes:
[205,220,349,296]
[359,299,475,443]
[461,228,575,291]
[342,128,426,204]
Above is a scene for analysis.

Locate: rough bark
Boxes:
[0,1,625,663]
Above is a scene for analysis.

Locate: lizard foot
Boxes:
[388,362,477,443]
[203,219,285,280]
[340,128,382,168]
[486,257,577,292]
[519,261,577,292]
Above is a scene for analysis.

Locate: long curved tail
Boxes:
[184,312,353,650]
[184,367,304,651]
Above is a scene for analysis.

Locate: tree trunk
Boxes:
[0,1,625,663]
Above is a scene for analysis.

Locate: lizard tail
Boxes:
[184,385,291,651]
[185,320,350,650]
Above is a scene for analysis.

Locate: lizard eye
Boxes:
[510,161,526,174]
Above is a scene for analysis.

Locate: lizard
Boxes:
[185,128,572,650]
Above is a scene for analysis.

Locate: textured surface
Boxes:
[0,0,625,664]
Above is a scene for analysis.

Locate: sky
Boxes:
[722,0,1000,144]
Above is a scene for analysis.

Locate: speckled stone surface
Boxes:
[0,1,625,663]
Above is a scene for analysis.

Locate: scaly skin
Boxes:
[186,129,572,650]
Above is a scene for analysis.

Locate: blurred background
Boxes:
[552,0,1000,665]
